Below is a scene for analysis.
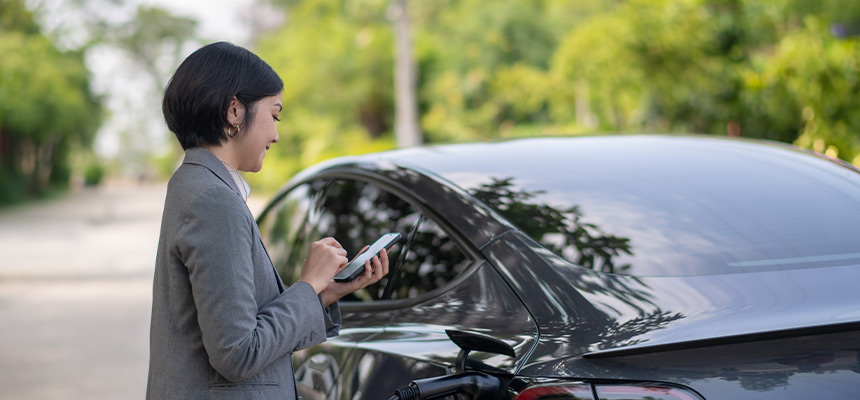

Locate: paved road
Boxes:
[0,182,264,399]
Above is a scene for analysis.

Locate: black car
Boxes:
[257,135,860,400]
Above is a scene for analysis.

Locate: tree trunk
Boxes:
[391,0,422,148]
[36,142,55,192]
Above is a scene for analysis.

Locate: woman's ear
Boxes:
[225,97,247,127]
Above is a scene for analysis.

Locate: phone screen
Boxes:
[334,232,402,282]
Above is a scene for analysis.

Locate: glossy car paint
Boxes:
[261,135,860,399]
[484,231,860,398]
[310,262,537,399]
[354,262,537,370]
[364,136,860,277]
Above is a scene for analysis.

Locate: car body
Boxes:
[256,135,860,399]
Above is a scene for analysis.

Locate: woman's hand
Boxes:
[299,237,349,294]
[320,247,390,307]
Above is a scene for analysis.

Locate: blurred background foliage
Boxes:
[1,0,860,202]
[251,0,860,190]
[0,0,102,204]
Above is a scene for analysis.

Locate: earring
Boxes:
[227,124,239,138]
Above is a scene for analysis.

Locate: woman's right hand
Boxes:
[299,237,348,294]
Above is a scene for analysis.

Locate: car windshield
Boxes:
[429,137,860,276]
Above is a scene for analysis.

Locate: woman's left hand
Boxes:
[320,247,390,307]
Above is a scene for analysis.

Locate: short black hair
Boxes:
[162,42,283,150]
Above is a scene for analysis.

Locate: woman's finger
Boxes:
[370,255,381,275]
[319,237,343,249]
[360,259,373,281]
[352,245,370,261]
[379,249,389,276]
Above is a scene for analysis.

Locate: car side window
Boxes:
[386,213,472,300]
[259,177,472,302]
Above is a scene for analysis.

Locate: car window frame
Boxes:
[257,169,487,311]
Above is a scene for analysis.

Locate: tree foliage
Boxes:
[250,0,860,191]
[250,0,396,190]
[106,6,199,90]
[0,0,102,203]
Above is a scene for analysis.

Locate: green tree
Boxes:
[251,0,396,191]
[98,5,201,178]
[252,0,612,192]
[253,0,860,181]
[738,14,860,162]
[551,11,643,132]
[548,0,860,166]
[552,0,754,134]
[0,0,102,203]
[414,0,577,141]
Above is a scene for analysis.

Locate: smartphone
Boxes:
[334,232,402,282]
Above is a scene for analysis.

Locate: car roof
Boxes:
[349,134,854,191]
[334,134,860,277]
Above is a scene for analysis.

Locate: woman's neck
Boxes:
[204,144,241,171]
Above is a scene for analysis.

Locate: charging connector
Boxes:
[388,372,503,400]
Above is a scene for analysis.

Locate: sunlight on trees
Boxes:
[3,0,859,198]
[248,0,860,193]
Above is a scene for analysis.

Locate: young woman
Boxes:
[147,42,389,399]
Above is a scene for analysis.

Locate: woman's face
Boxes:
[234,93,282,173]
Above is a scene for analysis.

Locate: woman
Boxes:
[147,42,389,399]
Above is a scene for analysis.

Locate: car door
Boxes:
[259,174,538,399]
[259,175,433,399]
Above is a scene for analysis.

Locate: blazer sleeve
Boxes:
[319,296,341,338]
[175,185,328,382]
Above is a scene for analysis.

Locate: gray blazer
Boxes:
[147,147,340,399]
